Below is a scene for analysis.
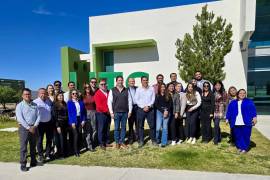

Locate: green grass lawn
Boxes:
[0,119,270,175]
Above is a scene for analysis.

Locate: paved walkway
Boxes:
[255,115,270,140]
[0,162,269,180]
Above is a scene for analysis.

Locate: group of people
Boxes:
[15,71,257,172]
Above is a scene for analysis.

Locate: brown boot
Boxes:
[120,143,128,149]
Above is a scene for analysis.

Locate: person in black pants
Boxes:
[67,89,86,157]
[185,83,201,144]
[172,82,187,145]
[127,78,138,144]
[200,82,215,143]
[52,92,69,158]
[134,76,156,148]
[33,88,53,162]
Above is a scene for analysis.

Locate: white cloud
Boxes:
[32,6,53,16]
[32,5,74,17]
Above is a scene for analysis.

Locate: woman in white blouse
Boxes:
[185,83,201,144]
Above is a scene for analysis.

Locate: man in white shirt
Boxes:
[33,88,53,162]
[64,81,76,102]
[134,76,156,147]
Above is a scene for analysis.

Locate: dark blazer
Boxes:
[67,100,86,126]
[226,98,257,128]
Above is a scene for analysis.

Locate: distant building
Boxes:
[0,78,25,91]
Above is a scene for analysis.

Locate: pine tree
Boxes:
[175,5,233,83]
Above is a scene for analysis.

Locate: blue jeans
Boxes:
[114,112,128,144]
[96,112,110,146]
[156,110,169,145]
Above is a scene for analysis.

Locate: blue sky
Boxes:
[0,0,215,90]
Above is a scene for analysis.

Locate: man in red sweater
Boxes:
[94,79,111,150]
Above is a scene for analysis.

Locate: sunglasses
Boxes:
[72,93,78,95]
[204,85,209,87]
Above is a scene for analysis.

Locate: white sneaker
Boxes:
[177,140,183,145]
[171,141,176,146]
[191,138,196,144]
[187,138,192,144]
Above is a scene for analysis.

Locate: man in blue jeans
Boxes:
[134,76,156,148]
[108,76,132,149]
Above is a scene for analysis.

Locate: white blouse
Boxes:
[235,100,245,125]
[73,100,81,116]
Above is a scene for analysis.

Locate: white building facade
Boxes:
[88,0,256,89]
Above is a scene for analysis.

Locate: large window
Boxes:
[248,56,270,114]
[103,51,114,72]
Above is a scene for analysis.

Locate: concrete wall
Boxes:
[89,0,255,89]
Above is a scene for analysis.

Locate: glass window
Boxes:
[103,51,114,72]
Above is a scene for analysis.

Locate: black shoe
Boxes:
[74,153,80,157]
[160,144,166,148]
[38,155,44,163]
[30,161,37,167]
[20,165,28,172]
[128,139,134,145]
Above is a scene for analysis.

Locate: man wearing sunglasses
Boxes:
[89,78,98,93]
[53,80,64,95]
[94,79,111,150]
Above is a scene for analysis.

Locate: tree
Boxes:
[175,5,233,83]
[0,86,20,109]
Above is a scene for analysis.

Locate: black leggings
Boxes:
[170,116,185,141]
[55,126,68,157]
[186,109,199,138]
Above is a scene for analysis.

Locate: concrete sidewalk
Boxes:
[0,162,269,180]
[255,115,270,140]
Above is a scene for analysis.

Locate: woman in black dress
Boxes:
[200,82,215,143]
[52,92,69,158]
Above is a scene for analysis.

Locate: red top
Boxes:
[94,89,109,113]
[83,94,96,110]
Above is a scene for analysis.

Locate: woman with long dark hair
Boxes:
[155,83,172,147]
[46,84,55,102]
[51,93,68,158]
[200,82,215,143]
[82,83,96,151]
[185,83,201,144]
[226,89,257,153]
[213,81,228,145]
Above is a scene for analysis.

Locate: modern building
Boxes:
[248,0,270,114]
[61,0,269,114]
